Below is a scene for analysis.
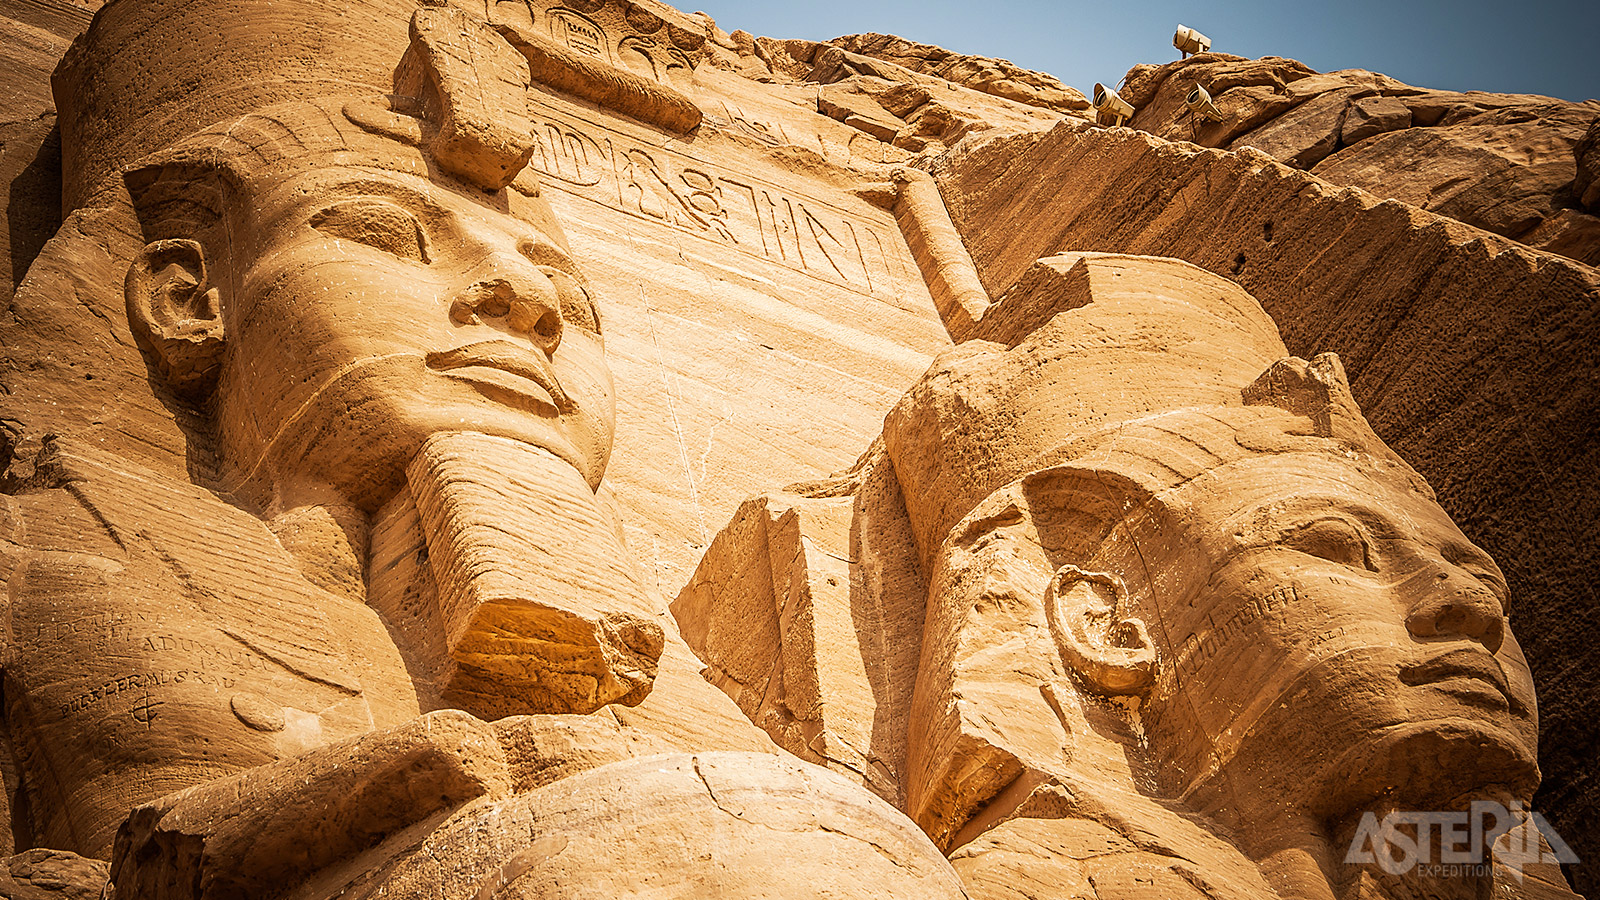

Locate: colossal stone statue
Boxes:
[679,253,1577,899]
[0,0,969,895]
[0,0,1588,896]
[888,254,1541,900]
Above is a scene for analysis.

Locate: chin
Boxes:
[390,398,612,487]
[1316,717,1540,822]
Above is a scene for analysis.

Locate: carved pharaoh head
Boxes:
[938,379,1538,816]
[886,254,1538,852]
[87,8,616,514]
[43,0,660,726]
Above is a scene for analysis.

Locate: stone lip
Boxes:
[1399,646,1519,713]
[425,340,573,413]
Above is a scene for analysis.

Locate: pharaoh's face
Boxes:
[212,164,614,508]
[1138,453,1539,820]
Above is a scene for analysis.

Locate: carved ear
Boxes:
[125,238,225,398]
[1045,565,1157,696]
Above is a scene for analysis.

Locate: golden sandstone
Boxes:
[0,0,1595,897]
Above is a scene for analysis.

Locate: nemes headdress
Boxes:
[55,0,711,211]
[882,251,1429,576]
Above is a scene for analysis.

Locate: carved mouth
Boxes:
[1400,648,1515,712]
[425,340,573,413]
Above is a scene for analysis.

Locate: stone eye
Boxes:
[310,198,428,262]
[1282,517,1375,572]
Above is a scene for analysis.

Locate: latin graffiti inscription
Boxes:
[63,668,240,715]
[1175,583,1304,679]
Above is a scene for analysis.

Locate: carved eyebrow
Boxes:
[317,179,450,221]
[1241,497,1397,542]
[315,178,576,269]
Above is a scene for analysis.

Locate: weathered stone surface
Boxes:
[1577,116,1600,212]
[1313,103,1598,241]
[0,850,107,899]
[1398,88,1551,127]
[1122,53,1600,268]
[785,45,1064,155]
[0,0,95,123]
[817,81,904,142]
[1341,94,1413,144]
[0,0,1595,895]
[829,32,1090,114]
[109,710,513,900]
[1232,86,1366,169]
[356,752,969,899]
[0,113,59,296]
[671,489,894,798]
[1520,209,1600,266]
[489,713,674,792]
[0,0,96,294]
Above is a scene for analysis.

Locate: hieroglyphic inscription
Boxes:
[527,109,911,299]
[710,101,789,147]
[618,36,693,89]
[551,9,606,59]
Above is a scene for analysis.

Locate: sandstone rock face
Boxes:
[0,0,1593,897]
[1312,104,1600,246]
[0,113,60,295]
[828,33,1091,115]
[1125,53,1600,266]
[1577,117,1600,211]
[0,0,97,124]
[0,0,102,294]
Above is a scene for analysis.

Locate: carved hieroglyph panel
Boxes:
[521,87,948,593]
[529,109,911,302]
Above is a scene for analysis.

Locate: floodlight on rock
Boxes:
[1092,82,1134,127]
[1174,24,1211,57]
[1185,83,1223,121]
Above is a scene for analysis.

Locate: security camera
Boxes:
[1185,83,1223,121]
[1092,82,1134,127]
[1174,24,1211,57]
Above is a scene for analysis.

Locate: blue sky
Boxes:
[686,0,1597,103]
